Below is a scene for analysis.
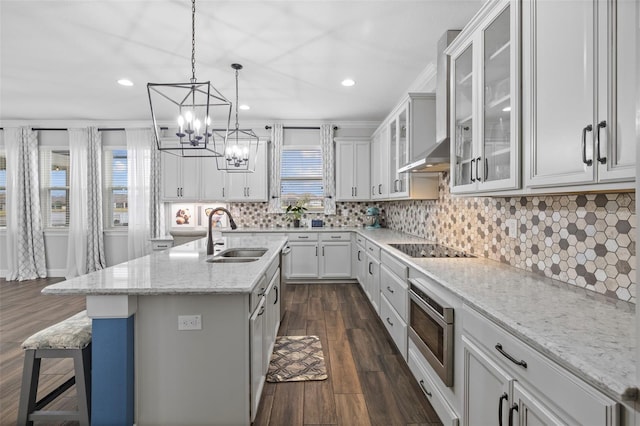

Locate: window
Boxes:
[280,148,324,210]
[40,149,70,227]
[104,149,128,227]
[0,151,6,227]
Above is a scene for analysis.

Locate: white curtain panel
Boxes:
[126,128,153,259]
[86,127,106,272]
[149,137,162,239]
[267,124,284,213]
[5,128,47,281]
[66,129,89,278]
[320,124,336,215]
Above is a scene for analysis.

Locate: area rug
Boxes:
[266,335,328,382]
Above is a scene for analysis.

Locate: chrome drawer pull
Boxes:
[386,317,393,326]
[495,343,527,368]
[386,286,394,294]
[582,124,593,166]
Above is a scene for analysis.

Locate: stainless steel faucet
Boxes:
[207,207,237,255]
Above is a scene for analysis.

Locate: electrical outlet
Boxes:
[505,218,517,239]
[178,315,202,331]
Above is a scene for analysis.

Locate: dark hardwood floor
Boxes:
[0,279,442,426]
[255,283,442,426]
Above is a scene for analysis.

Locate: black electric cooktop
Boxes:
[389,243,474,258]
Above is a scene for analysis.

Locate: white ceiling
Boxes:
[1,0,481,125]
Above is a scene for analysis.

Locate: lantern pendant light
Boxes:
[214,63,259,172]
[147,0,231,157]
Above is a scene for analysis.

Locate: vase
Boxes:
[293,219,300,228]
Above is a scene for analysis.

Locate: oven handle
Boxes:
[409,289,450,329]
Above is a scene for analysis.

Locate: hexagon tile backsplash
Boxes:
[385,173,636,303]
[227,172,635,303]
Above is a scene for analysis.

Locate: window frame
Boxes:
[280,145,324,212]
[39,147,71,229]
[103,146,129,229]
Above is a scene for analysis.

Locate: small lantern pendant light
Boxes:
[147,0,231,157]
[214,63,259,172]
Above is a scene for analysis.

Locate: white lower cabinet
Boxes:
[249,294,266,421]
[462,304,619,426]
[287,233,352,280]
[364,244,381,314]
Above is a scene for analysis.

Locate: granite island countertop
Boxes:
[43,235,288,295]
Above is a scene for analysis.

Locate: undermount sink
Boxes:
[206,247,268,263]
[218,248,268,258]
[206,257,259,263]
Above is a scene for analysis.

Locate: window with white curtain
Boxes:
[0,151,5,227]
[40,149,70,227]
[103,148,128,227]
[280,147,324,210]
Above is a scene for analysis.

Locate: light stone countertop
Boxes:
[356,228,636,403]
[43,235,287,295]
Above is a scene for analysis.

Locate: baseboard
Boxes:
[47,268,67,278]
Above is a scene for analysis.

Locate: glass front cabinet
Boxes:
[448,0,520,194]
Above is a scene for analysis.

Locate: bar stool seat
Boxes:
[18,310,92,426]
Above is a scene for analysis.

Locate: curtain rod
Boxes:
[0,127,168,131]
[264,125,338,131]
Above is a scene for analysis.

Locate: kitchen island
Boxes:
[43,235,288,426]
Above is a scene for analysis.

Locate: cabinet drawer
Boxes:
[365,240,381,260]
[264,258,279,284]
[250,276,268,314]
[355,234,366,246]
[381,251,408,281]
[462,305,618,425]
[287,232,318,242]
[380,295,407,358]
[320,232,350,241]
[380,264,408,321]
[407,342,459,426]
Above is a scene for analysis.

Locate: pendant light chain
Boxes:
[191,0,196,82]
[235,67,240,130]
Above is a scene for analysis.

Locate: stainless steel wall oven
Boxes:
[408,278,454,387]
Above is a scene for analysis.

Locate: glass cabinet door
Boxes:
[453,44,474,187]
[388,115,398,194]
[396,106,409,194]
[482,5,511,183]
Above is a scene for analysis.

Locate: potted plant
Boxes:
[285,197,308,228]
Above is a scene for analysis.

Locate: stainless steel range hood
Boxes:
[399,30,460,174]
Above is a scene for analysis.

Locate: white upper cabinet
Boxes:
[225,141,268,202]
[161,153,201,201]
[523,0,636,189]
[335,138,370,201]
[200,156,227,200]
[370,127,389,200]
[449,0,520,194]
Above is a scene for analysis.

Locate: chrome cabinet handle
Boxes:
[315,246,318,256]
[582,124,593,166]
[378,184,382,194]
[398,179,403,192]
[495,343,527,368]
[354,187,357,197]
[596,120,607,164]
[298,235,309,239]
[274,286,279,304]
[498,392,508,426]
[485,158,489,181]
[386,286,394,294]
[368,262,373,275]
[177,188,180,197]
[470,158,476,182]
[247,187,250,197]
[508,403,518,426]
[476,156,482,181]
[357,250,361,261]
[331,235,341,239]
[258,305,265,316]
[257,287,266,296]
[372,186,375,196]
[418,380,432,397]
[386,317,394,326]
[322,246,325,256]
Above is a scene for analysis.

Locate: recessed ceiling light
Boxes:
[118,79,134,87]
[239,104,250,110]
[341,79,355,87]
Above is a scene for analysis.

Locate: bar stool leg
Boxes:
[73,345,92,426]
[17,350,41,426]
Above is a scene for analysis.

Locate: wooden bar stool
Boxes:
[17,310,92,426]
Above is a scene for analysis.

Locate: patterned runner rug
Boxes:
[266,335,328,382]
